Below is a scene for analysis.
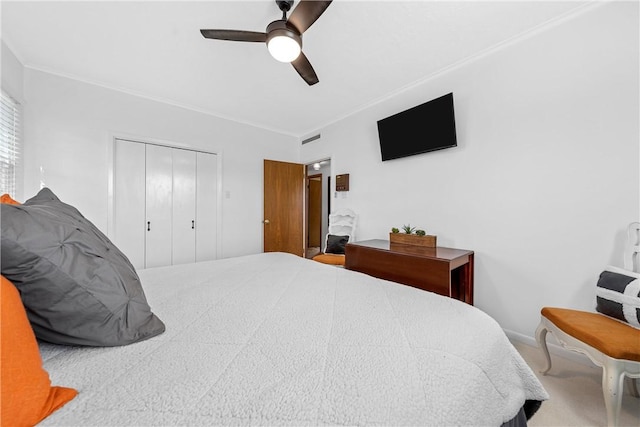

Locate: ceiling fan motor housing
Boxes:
[266,20,301,46]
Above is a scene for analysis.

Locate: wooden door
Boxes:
[145,144,173,268]
[263,159,304,256]
[172,148,197,265]
[307,175,322,248]
[113,139,146,270]
[196,151,218,262]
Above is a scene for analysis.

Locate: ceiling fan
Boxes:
[200,0,332,86]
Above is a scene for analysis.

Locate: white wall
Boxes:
[301,2,639,338]
[1,42,23,103]
[19,68,298,258]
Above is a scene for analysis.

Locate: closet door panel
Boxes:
[145,144,173,268]
[196,152,218,262]
[172,149,197,265]
[114,139,146,270]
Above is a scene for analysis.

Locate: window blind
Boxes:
[0,91,21,196]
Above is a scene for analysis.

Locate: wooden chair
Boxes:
[535,222,640,427]
[312,209,356,267]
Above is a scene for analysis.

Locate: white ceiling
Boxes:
[2,0,590,137]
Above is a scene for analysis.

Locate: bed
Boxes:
[35,252,547,426]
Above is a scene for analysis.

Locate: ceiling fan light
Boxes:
[267,35,301,63]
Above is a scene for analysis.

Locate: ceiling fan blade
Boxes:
[287,0,332,34]
[292,52,319,86]
[200,29,267,43]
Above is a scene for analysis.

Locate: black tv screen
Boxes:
[377,93,457,161]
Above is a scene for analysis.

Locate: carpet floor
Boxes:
[512,340,640,427]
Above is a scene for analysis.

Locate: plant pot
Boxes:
[389,233,437,247]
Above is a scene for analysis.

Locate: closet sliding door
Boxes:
[172,149,197,265]
[145,144,173,268]
[113,138,218,270]
[114,139,146,269]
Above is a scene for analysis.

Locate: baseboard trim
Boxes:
[503,328,595,368]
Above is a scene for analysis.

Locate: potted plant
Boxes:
[389,224,437,247]
[401,224,416,234]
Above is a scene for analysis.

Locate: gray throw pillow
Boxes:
[1,188,165,346]
[595,266,640,329]
[326,234,349,255]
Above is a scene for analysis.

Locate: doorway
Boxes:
[307,174,322,258]
[305,159,331,259]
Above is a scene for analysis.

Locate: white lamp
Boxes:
[313,163,321,171]
[266,21,301,63]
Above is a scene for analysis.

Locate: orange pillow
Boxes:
[0,193,20,205]
[1,275,77,426]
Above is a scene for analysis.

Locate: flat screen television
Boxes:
[377,92,457,161]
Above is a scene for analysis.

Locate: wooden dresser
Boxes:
[345,239,474,305]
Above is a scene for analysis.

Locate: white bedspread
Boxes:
[39,252,547,426]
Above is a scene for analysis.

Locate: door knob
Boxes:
[147,221,151,231]
[263,219,270,224]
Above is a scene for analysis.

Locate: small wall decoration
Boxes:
[335,174,349,191]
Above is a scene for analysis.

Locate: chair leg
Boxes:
[535,322,552,374]
[602,362,625,427]
[628,377,640,398]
